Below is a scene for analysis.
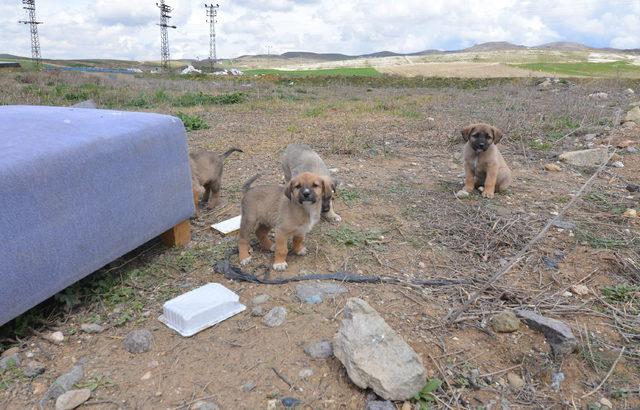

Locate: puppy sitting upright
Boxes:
[239,172,331,271]
[458,123,511,199]
[281,144,341,222]
[190,147,242,211]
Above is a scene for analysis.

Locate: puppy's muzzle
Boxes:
[298,188,316,204]
[473,141,488,152]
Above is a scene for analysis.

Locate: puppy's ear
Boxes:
[491,126,504,144]
[461,125,474,142]
[284,179,295,200]
[321,176,333,200]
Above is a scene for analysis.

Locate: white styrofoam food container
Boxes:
[158,283,246,337]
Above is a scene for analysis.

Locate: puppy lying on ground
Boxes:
[457,123,512,199]
[281,144,341,222]
[190,148,242,211]
[238,172,331,271]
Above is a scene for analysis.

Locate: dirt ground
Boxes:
[1,74,639,409]
[375,62,547,78]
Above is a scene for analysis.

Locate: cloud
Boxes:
[0,0,637,60]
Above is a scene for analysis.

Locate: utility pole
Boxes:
[18,0,43,70]
[205,3,219,72]
[156,1,176,70]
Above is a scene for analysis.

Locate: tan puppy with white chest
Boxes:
[458,123,512,199]
[281,144,341,222]
[238,172,331,271]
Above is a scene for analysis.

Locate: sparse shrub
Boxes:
[173,91,245,107]
[176,112,209,131]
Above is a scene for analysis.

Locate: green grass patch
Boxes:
[577,230,629,249]
[513,61,640,78]
[326,225,382,247]
[175,112,209,131]
[602,284,640,303]
[243,67,381,77]
[173,91,245,107]
[337,188,361,206]
[529,139,553,151]
[303,104,329,118]
[413,378,443,409]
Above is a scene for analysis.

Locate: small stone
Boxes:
[295,282,347,304]
[263,307,287,327]
[562,291,573,297]
[515,309,577,356]
[298,368,314,379]
[191,401,220,410]
[281,397,300,408]
[559,148,609,167]
[570,285,590,296]
[366,400,396,410]
[544,163,561,172]
[41,364,84,402]
[418,261,426,269]
[507,372,525,389]
[304,340,333,359]
[252,294,270,305]
[600,397,613,408]
[1,347,20,358]
[0,353,21,370]
[54,388,91,410]
[550,370,564,391]
[141,371,152,381]
[45,331,65,345]
[624,88,635,96]
[241,381,256,392]
[626,184,640,193]
[329,168,339,173]
[267,399,277,410]
[552,219,576,230]
[624,106,640,124]
[623,209,637,218]
[24,360,46,377]
[427,117,435,122]
[616,139,635,148]
[611,161,624,168]
[589,92,608,100]
[455,189,469,199]
[583,133,597,141]
[627,146,638,153]
[80,323,104,334]
[251,306,265,317]
[33,382,47,395]
[123,329,153,354]
[401,403,413,410]
[491,310,520,333]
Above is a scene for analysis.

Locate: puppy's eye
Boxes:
[295,184,301,189]
[312,183,319,188]
[471,133,478,138]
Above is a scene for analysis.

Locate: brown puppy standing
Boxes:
[281,144,341,222]
[190,148,242,211]
[238,172,331,271]
[458,123,511,199]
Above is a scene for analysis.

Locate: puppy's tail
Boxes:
[222,147,243,159]
[242,174,261,193]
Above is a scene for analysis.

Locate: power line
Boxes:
[205,3,219,72]
[156,0,176,70]
[18,0,43,70]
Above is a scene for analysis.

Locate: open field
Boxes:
[1,71,640,409]
[243,67,382,77]
[514,62,640,78]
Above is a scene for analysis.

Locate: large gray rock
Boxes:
[296,282,347,304]
[41,364,84,404]
[559,148,609,167]
[333,298,426,400]
[515,309,577,356]
[624,106,640,124]
[123,329,153,354]
[55,388,91,410]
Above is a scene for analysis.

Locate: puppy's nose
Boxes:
[302,188,312,198]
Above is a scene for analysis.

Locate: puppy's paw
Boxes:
[482,191,495,199]
[455,190,470,199]
[272,262,288,271]
[329,214,342,222]
[240,257,252,266]
[295,247,307,256]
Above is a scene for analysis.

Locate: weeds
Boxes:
[173,92,245,107]
[337,188,361,205]
[602,284,640,303]
[413,378,443,410]
[175,112,209,131]
[326,225,382,247]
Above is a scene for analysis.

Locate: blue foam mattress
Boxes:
[0,105,195,326]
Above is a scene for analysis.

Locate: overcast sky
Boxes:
[1,0,638,61]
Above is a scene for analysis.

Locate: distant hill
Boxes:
[461,41,528,52]
[280,51,354,61]
[534,42,592,51]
